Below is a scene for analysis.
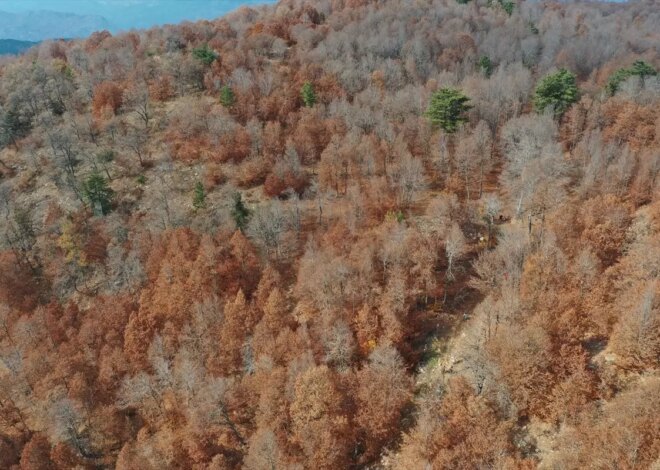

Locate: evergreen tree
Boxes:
[630,60,657,78]
[301,81,317,107]
[425,88,472,133]
[533,68,579,117]
[192,44,217,66]
[0,106,30,148]
[231,192,251,232]
[606,60,657,96]
[82,172,114,215]
[220,85,235,108]
[478,55,493,77]
[501,0,514,15]
[193,182,206,210]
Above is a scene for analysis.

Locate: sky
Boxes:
[0,0,276,32]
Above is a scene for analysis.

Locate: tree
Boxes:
[192,182,206,210]
[425,88,472,133]
[609,282,659,369]
[500,113,560,219]
[0,106,31,148]
[533,69,579,117]
[301,81,317,107]
[500,0,514,15]
[392,377,520,469]
[122,82,152,130]
[455,131,479,199]
[629,60,657,78]
[474,120,493,197]
[92,81,124,117]
[290,366,352,469]
[393,152,426,207]
[124,123,150,167]
[606,60,657,96]
[478,55,493,77]
[45,398,92,459]
[244,428,282,470]
[94,149,114,181]
[82,172,114,215]
[4,206,38,268]
[445,223,466,281]
[355,343,412,462]
[248,202,287,258]
[230,192,250,232]
[192,44,217,66]
[219,85,235,108]
[482,194,501,248]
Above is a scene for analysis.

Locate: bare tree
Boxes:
[244,428,281,470]
[482,194,501,247]
[455,131,478,200]
[46,397,94,458]
[122,82,152,131]
[322,320,356,370]
[124,122,150,167]
[445,223,466,281]
[392,152,426,207]
[474,120,493,198]
[248,201,287,259]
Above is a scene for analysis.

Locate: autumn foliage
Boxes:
[0,0,658,468]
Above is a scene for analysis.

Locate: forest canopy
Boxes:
[0,0,658,468]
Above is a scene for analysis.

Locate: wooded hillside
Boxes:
[0,0,658,468]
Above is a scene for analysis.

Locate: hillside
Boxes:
[0,0,658,468]
[0,39,38,56]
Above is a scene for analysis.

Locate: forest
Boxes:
[0,0,658,468]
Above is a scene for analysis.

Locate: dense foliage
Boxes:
[0,0,658,468]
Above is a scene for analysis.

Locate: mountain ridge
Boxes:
[0,38,39,55]
[0,9,111,41]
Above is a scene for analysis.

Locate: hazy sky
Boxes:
[0,0,276,31]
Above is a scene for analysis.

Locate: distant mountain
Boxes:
[0,1,275,36]
[0,10,110,41]
[0,39,38,55]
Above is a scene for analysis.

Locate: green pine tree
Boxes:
[301,81,317,107]
[193,182,206,210]
[230,192,251,232]
[501,0,514,15]
[606,60,657,96]
[478,55,493,77]
[220,85,235,108]
[630,60,657,78]
[533,68,579,117]
[606,69,632,96]
[192,44,217,66]
[82,172,114,215]
[425,88,472,133]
